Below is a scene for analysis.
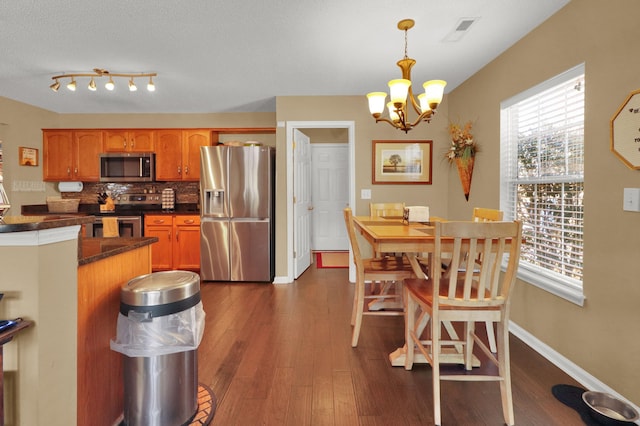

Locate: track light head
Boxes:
[88,78,97,91]
[128,78,137,92]
[147,76,155,92]
[66,78,76,91]
[105,77,115,91]
[50,80,60,92]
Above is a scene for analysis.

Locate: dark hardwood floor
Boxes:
[197,264,586,425]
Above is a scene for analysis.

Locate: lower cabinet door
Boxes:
[145,224,173,270]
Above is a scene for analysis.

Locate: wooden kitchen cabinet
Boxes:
[103,129,154,152]
[43,130,102,181]
[174,215,201,270]
[145,214,200,271]
[155,129,211,181]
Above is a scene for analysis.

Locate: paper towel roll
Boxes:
[58,182,83,192]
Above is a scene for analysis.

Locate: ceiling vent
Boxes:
[443,17,479,42]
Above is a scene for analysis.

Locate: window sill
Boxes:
[516,264,585,306]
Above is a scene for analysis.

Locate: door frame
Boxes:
[285,121,355,283]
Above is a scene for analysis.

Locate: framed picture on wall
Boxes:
[372,140,432,184]
[18,146,38,166]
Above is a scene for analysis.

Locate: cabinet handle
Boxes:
[178,166,181,175]
[122,137,127,148]
[183,219,195,224]
[153,219,165,224]
[74,167,78,175]
[167,231,171,240]
[130,138,134,148]
[176,230,179,241]
[67,166,71,176]
[185,165,189,175]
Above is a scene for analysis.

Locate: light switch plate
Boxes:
[361,189,371,200]
[623,188,640,212]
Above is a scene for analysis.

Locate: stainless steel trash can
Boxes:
[119,270,201,426]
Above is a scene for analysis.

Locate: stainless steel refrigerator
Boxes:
[200,145,275,282]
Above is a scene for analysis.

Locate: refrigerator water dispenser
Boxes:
[204,190,225,215]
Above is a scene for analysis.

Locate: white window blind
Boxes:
[500,64,585,305]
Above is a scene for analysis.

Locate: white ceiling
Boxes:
[0,0,569,114]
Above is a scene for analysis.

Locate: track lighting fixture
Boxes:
[49,68,157,93]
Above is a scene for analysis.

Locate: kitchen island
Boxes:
[0,215,157,426]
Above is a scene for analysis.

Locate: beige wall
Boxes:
[447,0,640,405]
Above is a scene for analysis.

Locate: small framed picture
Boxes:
[19,146,39,166]
[372,140,432,184]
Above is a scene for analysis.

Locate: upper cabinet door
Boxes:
[43,131,74,181]
[74,131,102,181]
[155,129,182,181]
[103,130,154,152]
[182,129,211,181]
[129,130,154,152]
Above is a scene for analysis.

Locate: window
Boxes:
[500,64,585,306]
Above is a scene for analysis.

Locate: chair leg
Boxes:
[497,320,515,425]
[404,292,416,370]
[432,315,441,426]
[350,282,358,326]
[485,320,497,352]
[464,321,475,371]
[351,278,366,347]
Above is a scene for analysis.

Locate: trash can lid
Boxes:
[121,270,200,307]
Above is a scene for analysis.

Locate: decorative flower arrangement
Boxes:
[446,119,477,201]
[446,120,476,162]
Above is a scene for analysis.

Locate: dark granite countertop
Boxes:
[78,236,158,266]
[21,203,199,216]
[0,215,95,233]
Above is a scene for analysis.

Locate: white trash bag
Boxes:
[110,301,205,357]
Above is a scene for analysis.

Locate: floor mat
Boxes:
[551,384,601,426]
[316,251,349,268]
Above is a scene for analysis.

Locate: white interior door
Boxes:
[293,129,312,279]
[311,144,349,251]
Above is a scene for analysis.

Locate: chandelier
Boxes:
[366,19,447,133]
[50,68,157,93]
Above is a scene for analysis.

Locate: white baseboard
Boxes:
[272,275,292,284]
[510,321,640,416]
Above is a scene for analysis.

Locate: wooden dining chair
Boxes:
[369,202,406,259]
[473,207,504,222]
[369,202,405,218]
[343,207,414,347]
[472,207,504,352]
[403,220,522,426]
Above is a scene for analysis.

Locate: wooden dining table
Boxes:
[352,215,480,368]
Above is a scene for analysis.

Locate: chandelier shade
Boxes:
[50,68,157,93]
[366,19,446,133]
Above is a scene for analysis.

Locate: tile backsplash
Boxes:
[61,182,200,205]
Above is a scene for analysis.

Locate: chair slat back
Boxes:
[433,221,522,309]
[472,207,504,222]
[370,202,405,218]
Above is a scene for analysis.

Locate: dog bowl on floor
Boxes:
[582,391,639,425]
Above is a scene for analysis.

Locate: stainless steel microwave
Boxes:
[99,152,155,182]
